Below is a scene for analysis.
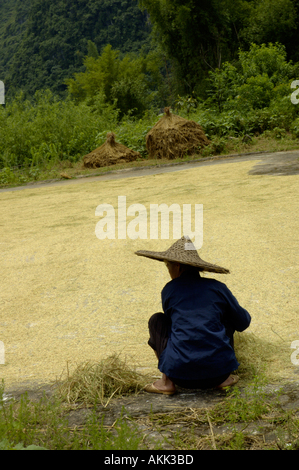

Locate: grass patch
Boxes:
[210,374,271,424]
[0,379,145,450]
[144,375,299,450]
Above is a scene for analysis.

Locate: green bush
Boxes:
[0,90,119,170]
[237,74,274,109]
[66,44,164,118]
[0,167,16,185]
[206,42,299,117]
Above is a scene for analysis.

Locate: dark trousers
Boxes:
[148,312,234,390]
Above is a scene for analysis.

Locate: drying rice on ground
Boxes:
[83,132,140,168]
[146,107,210,159]
[0,158,298,391]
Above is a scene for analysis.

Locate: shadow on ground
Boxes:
[248,152,299,176]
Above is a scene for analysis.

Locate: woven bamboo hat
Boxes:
[135,236,230,274]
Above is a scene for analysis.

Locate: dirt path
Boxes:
[1,149,299,194]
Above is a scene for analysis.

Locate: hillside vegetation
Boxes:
[1,0,299,184]
[0,0,151,97]
[0,0,30,81]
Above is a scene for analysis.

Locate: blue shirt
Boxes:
[158,270,251,380]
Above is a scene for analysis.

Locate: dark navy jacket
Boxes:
[158,270,251,380]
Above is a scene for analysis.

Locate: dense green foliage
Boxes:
[2,0,299,98]
[139,0,242,95]
[1,1,299,178]
[140,0,299,94]
[1,0,151,97]
[1,42,299,178]
[65,43,169,117]
[0,90,117,169]
[0,87,161,175]
[207,43,299,112]
[0,0,30,81]
[3,0,299,98]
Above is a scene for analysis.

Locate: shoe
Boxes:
[144,383,176,395]
[216,375,239,390]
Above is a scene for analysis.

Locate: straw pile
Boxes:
[146,107,210,159]
[83,133,140,168]
[56,354,148,406]
[233,332,287,382]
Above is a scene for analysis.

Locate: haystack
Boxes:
[83,132,140,168]
[146,107,210,159]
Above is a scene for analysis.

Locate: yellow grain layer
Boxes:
[0,159,298,389]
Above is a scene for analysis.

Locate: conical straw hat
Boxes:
[135,236,229,274]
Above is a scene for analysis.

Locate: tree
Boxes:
[66,45,120,103]
[66,44,159,117]
[206,42,299,112]
[139,0,250,95]
[139,0,299,96]
[5,0,151,97]
[240,0,297,47]
[0,0,31,80]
